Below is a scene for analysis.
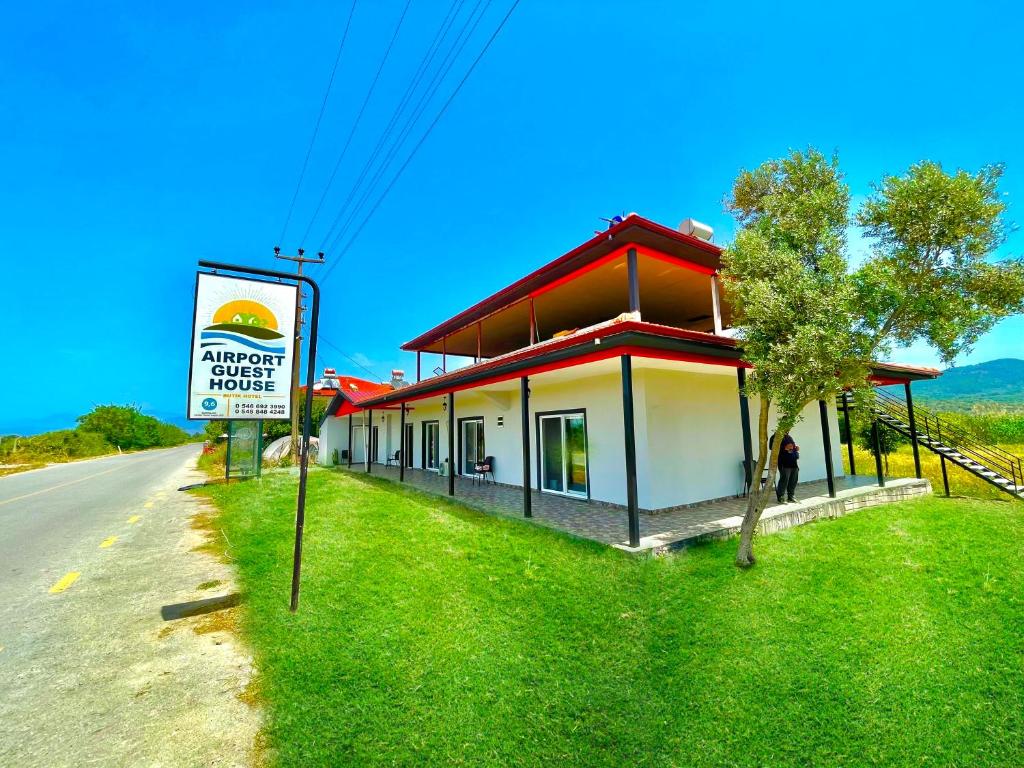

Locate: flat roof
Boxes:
[401,214,723,353]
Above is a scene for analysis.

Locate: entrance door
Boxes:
[351,425,365,463]
[539,413,588,497]
[423,421,440,470]
[404,423,414,467]
[460,418,484,475]
[370,426,379,464]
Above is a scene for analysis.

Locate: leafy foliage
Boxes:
[1,405,192,468]
[855,162,1024,363]
[723,149,872,417]
[723,149,1023,566]
[722,149,872,564]
[77,404,189,450]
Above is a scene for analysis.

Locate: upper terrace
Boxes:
[403,214,731,376]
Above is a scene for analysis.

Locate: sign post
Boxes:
[189,261,321,612]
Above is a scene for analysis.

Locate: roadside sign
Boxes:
[188,273,297,420]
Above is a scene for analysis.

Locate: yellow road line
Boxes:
[127,515,141,524]
[99,536,118,548]
[49,572,80,594]
[0,464,133,507]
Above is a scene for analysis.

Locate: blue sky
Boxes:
[2,1,1023,434]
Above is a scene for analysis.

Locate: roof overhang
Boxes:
[400,215,724,354]
[324,324,942,419]
[360,321,743,409]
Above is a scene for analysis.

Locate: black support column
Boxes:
[447,392,455,496]
[904,381,922,479]
[621,355,640,548]
[521,377,531,518]
[366,410,372,473]
[737,368,753,494]
[841,390,856,476]
[627,247,640,314]
[872,420,885,487]
[399,403,406,482]
[347,414,353,468]
[819,400,836,498]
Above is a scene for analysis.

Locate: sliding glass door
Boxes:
[461,418,485,475]
[539,413,588,498]
[404,423,414,467]
[423,421,440,471]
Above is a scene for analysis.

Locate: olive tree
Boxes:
[723,149,870,567]
[724,153,1024,567]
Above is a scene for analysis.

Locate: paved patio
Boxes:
[337,463,932,554]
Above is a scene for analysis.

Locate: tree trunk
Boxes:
[736,399,785,568]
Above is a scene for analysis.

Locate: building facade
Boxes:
[318,214,937,545]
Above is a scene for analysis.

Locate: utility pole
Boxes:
[274,246,324,462]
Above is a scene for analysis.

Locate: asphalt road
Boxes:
[0,446,197,600]
[0,445,259,767]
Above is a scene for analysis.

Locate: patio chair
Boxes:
[386,450,401,468]
[740,458,769,497]
[473,456,495,485]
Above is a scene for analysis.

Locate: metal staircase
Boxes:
[870,388,1024,500]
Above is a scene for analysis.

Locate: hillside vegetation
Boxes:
[0,404,194,474]
[892,357,1024,412]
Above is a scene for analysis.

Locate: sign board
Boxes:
[188,273,297,420]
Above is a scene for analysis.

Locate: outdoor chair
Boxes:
[473,456,495,485]
[386,450,401,468]
[740,458,769,497]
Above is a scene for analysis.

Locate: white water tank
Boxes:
[679,218,714,241]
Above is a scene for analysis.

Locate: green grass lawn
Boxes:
[200,468,1024,767]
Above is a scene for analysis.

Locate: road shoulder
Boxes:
[0,452,262,767]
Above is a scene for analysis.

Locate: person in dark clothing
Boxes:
[773,432,800,503]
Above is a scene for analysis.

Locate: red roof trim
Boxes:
[336,320,736,411]
[400,215,723,351]
[527,242,715,300]
[355,344,745,408]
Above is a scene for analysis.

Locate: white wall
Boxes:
[639,368,746,508]
[318,413,347,466]
[639,369,846,509]
[318,362,846,510]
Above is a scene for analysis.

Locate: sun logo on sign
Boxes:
[200,300,287,354]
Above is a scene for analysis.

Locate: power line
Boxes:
[277,0,358,246]
[323,0,497,260]
[315,0,468,251]
[297,0,414,247]
[318,333,389,382]
[319,0,521,282]
[323,0,491,256]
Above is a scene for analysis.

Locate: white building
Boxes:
[319,214,937,546]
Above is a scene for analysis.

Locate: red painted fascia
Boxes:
[345,341,745,411]
[868,375,910,386]
[527,242,715,300]
[400,215,723,351]
[395,320,733,398]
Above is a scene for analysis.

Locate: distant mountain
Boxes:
[905,358,1024,408]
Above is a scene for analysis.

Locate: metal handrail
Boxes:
[873,390,1020,465]
[874,401,1013,471]
[870,389,1024,484]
